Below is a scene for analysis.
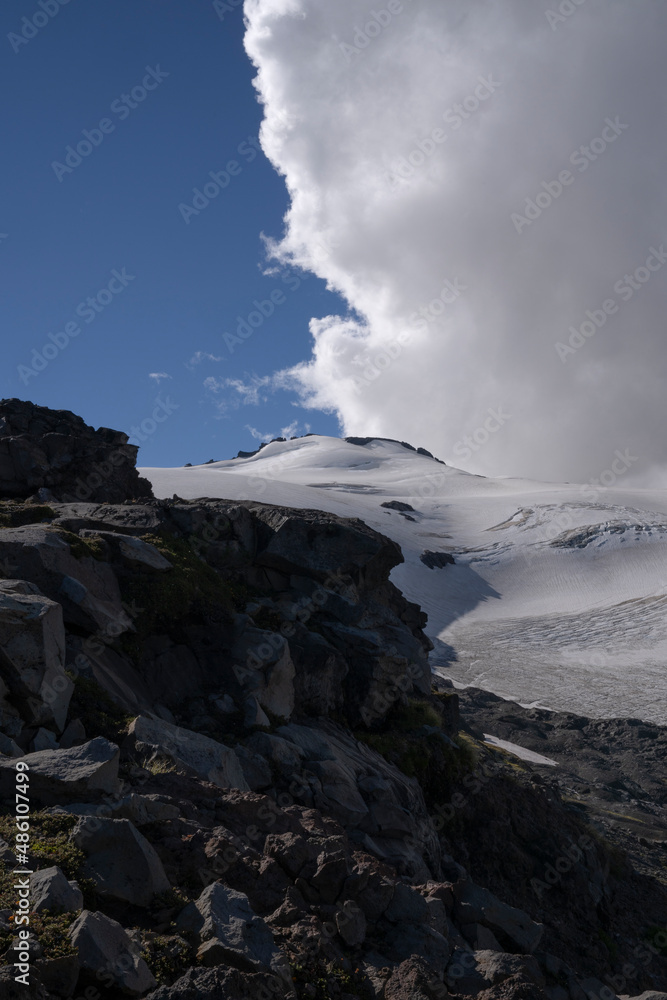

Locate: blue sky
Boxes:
[1,0,343,466]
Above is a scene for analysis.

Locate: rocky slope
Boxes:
[0,400,666,1000]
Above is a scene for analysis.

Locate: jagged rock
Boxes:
[30,727,58,752]
[420,550,455,569]
[63,791,180,825]
[66,637,152,714]
[0,737,119,804]
[383,956,447,999]
[126,715,249,791]
[232,627,295,719]
[68,909,157,995]
[72,815,171,906]
[0,964,48,1000]
[59,717,86,748]
[381,501,416,512]
[244,695,270,728]
[246,731,304,777]
[454,880,544,953]
[286,625,349,716]
[234,744,273,790]
[176,882,289,983]
[35,953,80,997]
[30,866,83,913]
[0,528,133,636]
[144,965,290,999]
[385,921,451,968]
[335,899,367,946]
[0,584,72,730]
[0,398,153,502]
[0,732,22,756]
[79,528,173,571]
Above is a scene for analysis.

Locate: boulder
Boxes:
[35,953,80,997]
[63,791,180,825]
[30,727,58,752]
[384,956,448,999]
[0,527,133,636]
[0,585,72,730]
[79,529,173,570]
[232,628,295,720]
[127,715,249,791]
[454,881,544,953]
[176,882,289,983]
[0,737,119,804]
[144,965,289,999]
[30,866,83,913]
[68,909,156,995]
[72,816,171,906]
[59,717,86,748]
[0,398,153,503]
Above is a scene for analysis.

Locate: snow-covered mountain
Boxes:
[142,436,667,724]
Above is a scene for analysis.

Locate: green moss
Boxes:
[142,933,191,985]
[0,503,56,528]
[290,961,375,999]
[119,535,236,656]
[66,674,134,743]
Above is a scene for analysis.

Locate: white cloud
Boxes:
[244,0,667,482]
[246,419,303,442]
[148,372,172,384]
[187,351,223,369]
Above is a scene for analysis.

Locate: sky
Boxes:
[3,1,667,485]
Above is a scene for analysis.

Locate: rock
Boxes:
[381,501,416,512]
[30,866,83,913]
[0,964,48,999]
[454,880,544,953]
[66,637,152,714]
[35,953,80,997]
[63,791,180,825]
[234,744,273,790]
[68,909,157,995]
[0,732,23,756]
[446,950,546,997]
[384,956,447,999]
[0,398,153,503]
[0,527,133,636]
[144,965,289,999]
[0,737,119,804]
[59,717,86,748]
[232,628,296,720]
[246,731,304,777]
[385,922,451,968]
[127,715,249,791]
[0,585,72,730]
[176,882,289,982]
[79,529,173,570]
[385,881,430,924]
[30,727,59,752]
[287,627,349,716]
[623,994,667,1000]
[335,899,367,946]
[420,550,455,569]
[244,695,271,728]
[72,816,171,906]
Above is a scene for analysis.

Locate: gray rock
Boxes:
[30,866,83,913]
[63,792,179,825]
[246,731,304,777]
[0,737,119,804]
[72,816,170,906]
[0,526,133,637]
[0,397,153,503]
[144,965,289,999]
[36,953,80,997]
[454,879,544,953]
[68,909,156,995]
[59,717,86,749]
[232,628,295,720]
[176,882,289,983]
[384,881,430,924]
[127,715,249,791]
[336,900,367,946]
[30,727,59,752]
[234,744,273,790]
[80,529,173,570]
[0,586,72,730]
[0,732,23,757]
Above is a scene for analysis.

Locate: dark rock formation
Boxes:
[0,401,666,1000]
[421,550,456,569]
[0,398,153,503]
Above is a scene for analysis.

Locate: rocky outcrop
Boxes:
[0,401,666,1000]
[0,398,153,502]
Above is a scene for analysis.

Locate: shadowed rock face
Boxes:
[0,398,154,503]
